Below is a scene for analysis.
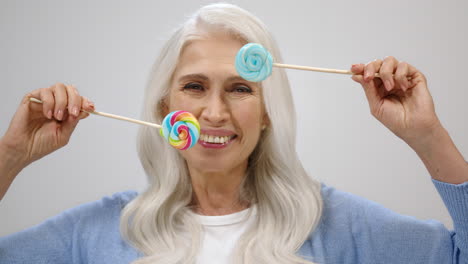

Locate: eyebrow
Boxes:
[177,74,252,84]
[178,74,209,82]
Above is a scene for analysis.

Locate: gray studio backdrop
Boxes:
[1,0,467,236]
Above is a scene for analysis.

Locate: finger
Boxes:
[78,111,90,120]
[24,89,41,103]
[66,84,81,117]
[407,63,427,88]
[61,97,95,137]
[37,88,55,119]
[380,56,398,91]
[350,63,365,75]
[52,83,68,121]
[364,59,382,82]
[352,71,383,88]
[23,89,43,111]
[75,97,94,120]
[352,62,384,104]
[59,111,81,144]
[351,74,364,84]
[351,64,366,84]
[394,61,410,91]
[81,97,95,112]
[360,78,383,118]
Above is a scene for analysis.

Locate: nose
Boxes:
[200,92,229,126]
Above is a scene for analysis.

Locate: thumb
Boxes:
[60,113,82,141]
[354,76,383,116]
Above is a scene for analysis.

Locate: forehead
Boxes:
[175,33,244,74]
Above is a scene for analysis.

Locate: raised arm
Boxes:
[0,83,94,200]
[350,58,468,184]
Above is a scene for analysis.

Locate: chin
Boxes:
[186,155,243,174]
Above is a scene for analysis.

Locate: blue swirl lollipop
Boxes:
[235,43,273,82]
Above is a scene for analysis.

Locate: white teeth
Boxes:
[200,134,232,144]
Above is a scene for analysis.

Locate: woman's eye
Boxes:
[183,83,204,91]
[232,85,252,93]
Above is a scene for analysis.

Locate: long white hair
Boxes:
[120,3,323,263]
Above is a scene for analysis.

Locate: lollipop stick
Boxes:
[29,97,161,129]
[87,110,161,128]
[272,62,410,79]
[273,63,353,75]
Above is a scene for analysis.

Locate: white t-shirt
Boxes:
[195,205,257,264]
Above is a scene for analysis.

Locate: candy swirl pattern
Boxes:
[160,111,200,150]
[235,43,273,82]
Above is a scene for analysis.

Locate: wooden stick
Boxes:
[273,63,354,75]
[29,97,161,129]
[272,63,406,79]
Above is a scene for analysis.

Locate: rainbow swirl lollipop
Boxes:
[160,110,200,150]
[28,97,199,150]
[235,43,273,82]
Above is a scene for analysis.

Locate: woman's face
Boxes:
[166,33,267,175]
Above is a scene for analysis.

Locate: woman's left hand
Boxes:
[351,57,442,148]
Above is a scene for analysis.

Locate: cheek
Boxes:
[234,103,263,130]
[171,101,195,112]
[168,92,197,113]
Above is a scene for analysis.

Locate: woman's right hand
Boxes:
[1,83,94,169]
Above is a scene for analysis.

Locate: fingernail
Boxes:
[384,80,392,91]
[57,109,63,120]
[88,101,95,109]
[47,110,53,119]
[364,73,371,81]
[72,106,79,117]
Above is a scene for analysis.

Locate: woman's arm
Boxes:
[0,83,94,201]
[350,58,467,184]
[0,139,27,201]
[410,124,468,184]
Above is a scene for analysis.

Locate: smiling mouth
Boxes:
[199,134,237,144]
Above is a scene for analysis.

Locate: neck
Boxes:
[188,164,250,216]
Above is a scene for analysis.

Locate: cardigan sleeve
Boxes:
[0,191,138,264]
[433,179,468,263]
[0,205,77,264]
[302,180,468,264]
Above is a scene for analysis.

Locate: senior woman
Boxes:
[0,3,467,264]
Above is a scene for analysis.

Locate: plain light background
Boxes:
[1,0,467,236]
